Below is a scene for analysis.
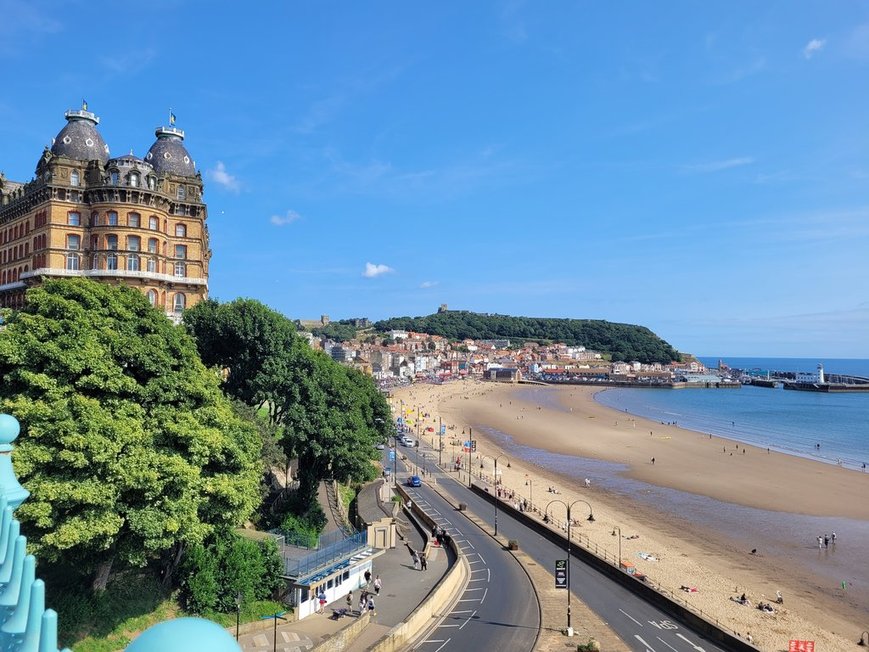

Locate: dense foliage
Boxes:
[310,321,358,342]
[185,299,390,507]
[178,530,284,614]
[375,311,681,364]
[0,280,262,590]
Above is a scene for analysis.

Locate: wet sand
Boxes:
[392,380,869,652]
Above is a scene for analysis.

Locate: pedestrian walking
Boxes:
[367,595,377,616]
[817,535,823,549]
[359,591,367,614]
[346,591,353,611]
[317,590,327,614]
[374,576,382,595]
[831,531,837,543]
[420,553,428,571]
[412,552,420,570]
[364,569,372,585]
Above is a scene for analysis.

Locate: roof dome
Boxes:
[49,106,110,164]
[145,126,195,177]
[125,618,240,652]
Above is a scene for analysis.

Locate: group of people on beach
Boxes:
[816,532,837,548]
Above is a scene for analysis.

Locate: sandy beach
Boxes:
[391,379,869,652]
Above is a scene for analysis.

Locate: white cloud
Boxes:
[803,38,826,59]
[683,157,754,173]
[363,262,394,278]
[207,161,241,193]
[270,210,301,226]
[420,281,439,288]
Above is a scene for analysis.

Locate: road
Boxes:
[391,446,540,652]
[409,442,733,652]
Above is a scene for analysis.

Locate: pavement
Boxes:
[237,479,453,652]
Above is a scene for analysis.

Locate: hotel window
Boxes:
[107,211,118,226]
[147,176,156,190]
[70,171,80,187]
[129,173,139,188]
[149,216,159,230]
[66,252,80,271]
[127,235,141,252]
[174,262,186,277]
[110,171,119,185]
[67,234,81,251]
[147,238,158,253]
[106,253,118,270]
[68,211,81,226]
[106,235,118,250]
[147,290,157,306]
[127,255,140,271]
[147,257,157,273]
[175,223,187,237]
[128,212,141,228]
[173,293,186,312]
[177,186,186,200]
[174,244,187,259]
[90,211,99,226]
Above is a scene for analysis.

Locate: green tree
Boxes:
[0,279,262,590]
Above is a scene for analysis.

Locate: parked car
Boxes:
[401,437,416,447]
[375,443,386,450]
[406,475,422,487]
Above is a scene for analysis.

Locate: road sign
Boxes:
[555,559,568,589]
[440,424,446,435]
[471,439,477,452]
[788,641,814,652]
[388,451,395,461]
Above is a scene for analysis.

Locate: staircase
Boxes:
[325,480,356,536]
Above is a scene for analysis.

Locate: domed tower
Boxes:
[145,125,195,177]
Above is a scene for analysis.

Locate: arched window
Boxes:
[110,170,119,185]
[147,290,157,306]
[128,212,141,228]
[149,216,159,230]
[90,211,99,226]
[106,252,118,270]
[106,235,118,250]
[127,235,141,252]
[173,293,186,312]
[147,176,156,190]
[70,170,80,187]
[174,262,186,277]
[107,211,118,226]
[66,251,80,270]
[129,173,139,188]
[127,254,140,271]
[147,257,157,273]
[68,211,80,226]
[175,223,187,237]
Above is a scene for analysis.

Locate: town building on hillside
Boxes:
[0,104,209,317]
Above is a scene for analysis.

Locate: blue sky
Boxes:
[2,1,869,358]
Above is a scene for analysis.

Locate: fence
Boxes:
[283,530,368,579]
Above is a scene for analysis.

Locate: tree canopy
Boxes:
[0,279,262,588]
[184,299,389,506]
[375,311,681,364]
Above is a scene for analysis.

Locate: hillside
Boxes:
[374,311,681,364]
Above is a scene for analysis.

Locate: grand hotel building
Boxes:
[0,105,209,317]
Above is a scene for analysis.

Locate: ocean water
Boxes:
[594,357,869,470]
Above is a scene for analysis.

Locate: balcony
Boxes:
[21,267,208,287]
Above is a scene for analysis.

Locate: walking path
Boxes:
[238,485,452,651]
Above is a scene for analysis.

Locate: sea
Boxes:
[471,358,869,618]
[594,357,869,470]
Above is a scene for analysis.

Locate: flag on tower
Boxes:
[82,99,88,111]
[169,110,176,126]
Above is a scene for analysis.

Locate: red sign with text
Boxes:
[788,641,814,652]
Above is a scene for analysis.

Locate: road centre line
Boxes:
[619,609,643,626]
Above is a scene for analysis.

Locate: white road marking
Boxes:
[463,587,485,591]
[480,587,488,603]
[467,577,486,582]
[635,635,657,652]
[676,633,706,651]
[450,610,475,614]
[467,559,482,565]
[458,598,482,603]
[656,636,680,652]
[619,609,642,626]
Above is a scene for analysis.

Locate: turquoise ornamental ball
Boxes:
[125,617,241,652]
[0,414,20,445]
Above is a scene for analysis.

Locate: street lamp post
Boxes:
[493,454,509,537]
[259,611,288,652]
[545,499,595,636]
[467,427,473,488]
[235,592,242,640]
[438,416,443,467]
[613,525,622,568]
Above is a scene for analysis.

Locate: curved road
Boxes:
[410,445,733,652]
[392,449,540,652]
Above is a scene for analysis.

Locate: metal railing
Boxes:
[283,530,368,579]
